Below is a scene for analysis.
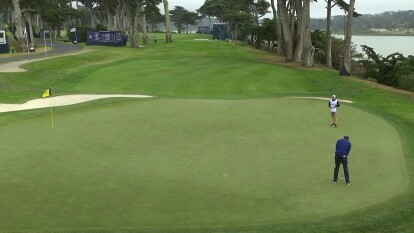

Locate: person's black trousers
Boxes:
[333,156,350,183]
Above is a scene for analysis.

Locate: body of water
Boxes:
[333,35,414,57]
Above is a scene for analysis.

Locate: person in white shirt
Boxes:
[329,95,340,127]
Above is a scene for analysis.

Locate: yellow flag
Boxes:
[42,89,51,98]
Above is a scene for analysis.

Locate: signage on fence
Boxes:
[86,31,125,47]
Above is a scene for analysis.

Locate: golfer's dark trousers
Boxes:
[333,156,350,183]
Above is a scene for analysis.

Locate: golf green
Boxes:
[0,98,407,231]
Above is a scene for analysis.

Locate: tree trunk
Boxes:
[133,5,141,47]
[278,0,293,61]
[11,9,15,25]
[35,14,40,32]
[106,6,114,30]
[124,0,138,48]
[127,2,142,48]
[293,0,304,62]
[114,1,123,31]
[253,6,259,26]
[301,0,314,67]
[325,0,332,68]
[276,3,285,55]
[113,15,118,30]
[122,8,128,32]
[7,10,11,25]
[140,4,148,44]
[142,17,148,44]
[342,0,355,74]
[26,13,35,46]
[90,10,96,28]
[12,0,25,53]
[163,0,172,43]
[270,0,283,55]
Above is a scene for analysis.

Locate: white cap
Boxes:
[332,95,336,98]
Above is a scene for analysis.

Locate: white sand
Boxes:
[0,60,31,72]
[0,94,153,113]
[1,52,353,113]
[287,96,353,103]
[0,95,353,113]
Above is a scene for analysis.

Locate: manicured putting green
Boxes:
[0,98,407,231]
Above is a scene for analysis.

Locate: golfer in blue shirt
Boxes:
[333,135,352,185]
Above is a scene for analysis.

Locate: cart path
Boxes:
[0,49,92,72]
[0,39,88,72]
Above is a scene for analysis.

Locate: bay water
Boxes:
[333,35,414,57]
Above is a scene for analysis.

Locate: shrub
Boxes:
[67,26,92,43]
[367,77,378,83]
[398,73,414,92]
[95,24,107,31]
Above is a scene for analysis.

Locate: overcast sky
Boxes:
[164,0,414,18]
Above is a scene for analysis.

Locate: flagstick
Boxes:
[50,97,54,130]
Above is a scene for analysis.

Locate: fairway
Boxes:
[0,98,407,231]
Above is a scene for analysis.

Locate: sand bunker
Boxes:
[0,95,352,113]
[0,94,153,113]
[287,96,353,103]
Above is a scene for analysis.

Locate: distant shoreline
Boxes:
[332,34,414,57]
[332,31,414,36]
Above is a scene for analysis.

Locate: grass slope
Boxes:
[1,39,337,101]
[0,35,414,232]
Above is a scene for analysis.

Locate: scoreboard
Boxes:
[86,31,125,47]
